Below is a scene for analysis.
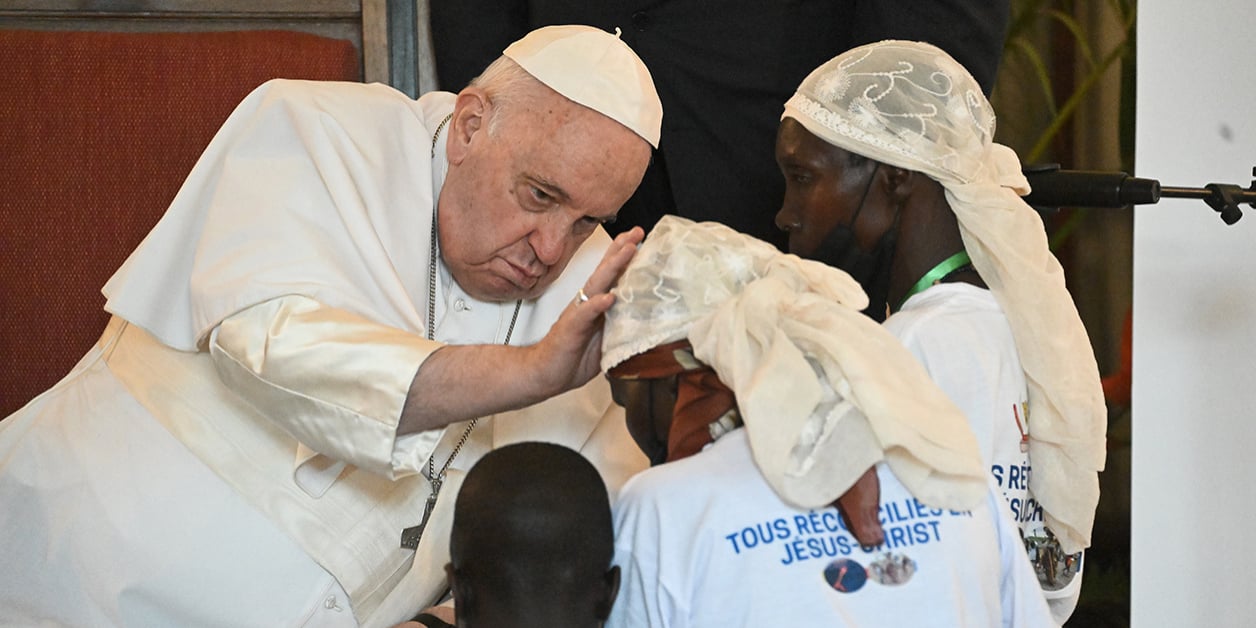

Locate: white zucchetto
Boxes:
[782,40,1106,554]
[504,25,662,148]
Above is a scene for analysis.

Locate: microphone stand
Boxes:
[1158,170,1256,225]
[1025,165,1256,226]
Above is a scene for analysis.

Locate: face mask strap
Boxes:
[843,161,881,234]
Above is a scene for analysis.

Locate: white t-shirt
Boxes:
[886,283,1082,622]
[607,429,1053,628]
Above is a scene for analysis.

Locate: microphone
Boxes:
[1022,166,1161,209]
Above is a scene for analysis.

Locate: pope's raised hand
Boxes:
[529,227,644,395]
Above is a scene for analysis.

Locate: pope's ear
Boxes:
[447,88,489,165]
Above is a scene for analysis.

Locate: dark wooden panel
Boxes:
[0,0,359,18]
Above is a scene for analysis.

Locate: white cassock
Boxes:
[0,79,646,627]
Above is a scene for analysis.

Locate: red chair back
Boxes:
[1,29,361,417]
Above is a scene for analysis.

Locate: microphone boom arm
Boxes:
[1023,164,1256,225]
[1159,181,1256,226]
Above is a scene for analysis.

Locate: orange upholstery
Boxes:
[1101,309,1133,408]
[0,29,361,418]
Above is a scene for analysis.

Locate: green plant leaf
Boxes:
[1008,36,1059,119]
[1028,38,1130,163]
[1044,8,1097,66]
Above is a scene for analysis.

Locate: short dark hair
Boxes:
[449,442,615,621]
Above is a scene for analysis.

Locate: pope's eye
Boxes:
[530,186,553,203]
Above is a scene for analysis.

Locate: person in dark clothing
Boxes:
[430,1,1010,248]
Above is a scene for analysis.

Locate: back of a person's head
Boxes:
[448,442,618,627]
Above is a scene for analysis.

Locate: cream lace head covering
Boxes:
[782,40,1106,553]
[603,216,986,512]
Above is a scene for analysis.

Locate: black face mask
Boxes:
[610,376,674,467]
[803,165,901,322]
[642,436,670,467]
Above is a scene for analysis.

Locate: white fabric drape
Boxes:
[604,216,987,512]
[782,40,1106,552]
[103,80,443,350]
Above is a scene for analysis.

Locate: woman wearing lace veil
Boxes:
[774,39,1107,623]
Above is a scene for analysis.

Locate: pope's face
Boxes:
[439,88,651,302]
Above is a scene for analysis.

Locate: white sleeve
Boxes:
[209,293,443,479]
[575,402,649,500]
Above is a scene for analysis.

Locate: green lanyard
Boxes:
[897,251,971,310]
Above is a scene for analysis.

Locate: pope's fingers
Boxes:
[614,225,646,247]
[586,227,644,293]
[569,286,615,316]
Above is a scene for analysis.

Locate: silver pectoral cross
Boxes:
[400,486,440,550]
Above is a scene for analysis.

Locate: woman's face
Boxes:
[608,374,678,467]
[773,118,891,258]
